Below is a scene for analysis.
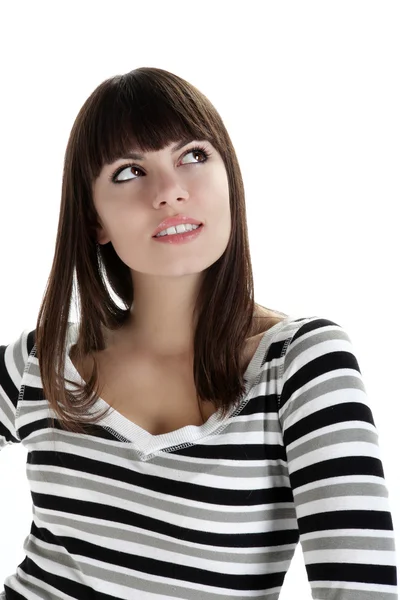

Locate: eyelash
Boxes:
[108,144,212,184]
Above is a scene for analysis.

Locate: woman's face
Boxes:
[92,139,232,279]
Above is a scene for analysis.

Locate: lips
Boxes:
[154,223,203,238]
[152,216,203,237]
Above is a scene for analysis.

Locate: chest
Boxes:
[74,349,221,436]
[69,319,277,437]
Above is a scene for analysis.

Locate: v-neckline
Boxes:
[63,317,290,460]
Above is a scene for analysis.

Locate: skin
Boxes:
[93,139,231,360]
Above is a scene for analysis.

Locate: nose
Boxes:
[152,171,190,207]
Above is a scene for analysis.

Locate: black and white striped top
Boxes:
[0,315,398,599]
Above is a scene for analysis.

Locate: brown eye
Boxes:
[180,148,209,165]
[111,164,143,183]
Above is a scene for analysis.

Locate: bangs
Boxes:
[80,73,216,182]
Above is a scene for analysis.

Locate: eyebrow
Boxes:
[111,138,195,163]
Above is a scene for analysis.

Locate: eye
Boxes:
[109,145,212,184]
[111,164,142,183]
[180,146,210,165]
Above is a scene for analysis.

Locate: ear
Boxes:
[97,234,111,245]
[96,226,111,245]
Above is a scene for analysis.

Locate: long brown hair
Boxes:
[35,66,281,435]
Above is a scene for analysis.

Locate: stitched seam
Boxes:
[277,337,293,412]
[277,317,314,412]
[15,335,38,442]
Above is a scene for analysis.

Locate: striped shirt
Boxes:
[0,315,397,599]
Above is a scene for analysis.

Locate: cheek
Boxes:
[215,178,231,215]
[97,207,145,243]
[215,170,230,206]
[204,170,230,205]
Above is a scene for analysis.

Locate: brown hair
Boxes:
[34,66,282,435]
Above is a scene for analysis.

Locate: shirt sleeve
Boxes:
[278,317,398,599]
[0,328,32,449]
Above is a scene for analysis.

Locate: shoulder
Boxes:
[282,315,352,350]
[0,327,37,394]
[0,327,36,375]
[0,327,36,447]
[277,315,362,411]
[252,313,358,385]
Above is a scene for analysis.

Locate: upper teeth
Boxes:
[155,223,200,237]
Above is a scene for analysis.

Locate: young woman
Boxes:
[0,67,397,599]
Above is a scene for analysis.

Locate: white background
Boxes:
[0,1,399,597]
